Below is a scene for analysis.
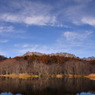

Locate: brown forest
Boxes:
[0,55,95,76]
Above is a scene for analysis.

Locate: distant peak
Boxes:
[23,52,77,58]
[83,56,95,61]
[23,52,45,56]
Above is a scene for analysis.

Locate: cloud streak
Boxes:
[81,17,95,26]
[0,26,14,33]
[0,40,8,43]
[0,0,94,27]
[64,31,93,41]
[0,0,56,26]
[13,30,94,57]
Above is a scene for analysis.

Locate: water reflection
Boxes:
[0,77,95,95]
[77,92,95,95]
[0,93,21,95]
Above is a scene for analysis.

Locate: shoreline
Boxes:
[0,74,95,80]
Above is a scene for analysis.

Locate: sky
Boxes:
[0,0,95,58]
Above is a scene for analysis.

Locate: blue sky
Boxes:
[0,0,95,58]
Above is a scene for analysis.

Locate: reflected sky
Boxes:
[1,92,95,95]
[77,92,95,95]
[1,93,21,95]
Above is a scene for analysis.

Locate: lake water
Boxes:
[0,77,95,95]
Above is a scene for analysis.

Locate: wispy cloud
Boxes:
[1,14,56,26]
[0,0,56,26]
[24,16,56,26]
[81,17,95,26]
[64,31,93,41]
[0,25,26,39]
[2,29,93,58]
[0,40,8,43]
[0,0,94,27]
[55,30,94,57]
[14,44,54,55]
[0,26,14,33]
[74,0,92,3]
[13,30,93,56]
[0,49,6,56]
[55,0,94,27]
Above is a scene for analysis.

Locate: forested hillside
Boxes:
[0,53,95,76]
[0,56,7,61]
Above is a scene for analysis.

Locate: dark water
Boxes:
[0,77,95,95]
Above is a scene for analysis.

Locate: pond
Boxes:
[0,77,95,95]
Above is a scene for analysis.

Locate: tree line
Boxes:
[0,55,95,76]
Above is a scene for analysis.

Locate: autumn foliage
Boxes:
[0,55,95,76]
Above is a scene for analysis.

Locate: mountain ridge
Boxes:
[23,52,77,58]
[23,51,95,61]
[0,52,95,61]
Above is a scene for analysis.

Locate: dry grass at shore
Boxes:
[1,74,95,80]
[0,74,38,79]
[85,74,95,80]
